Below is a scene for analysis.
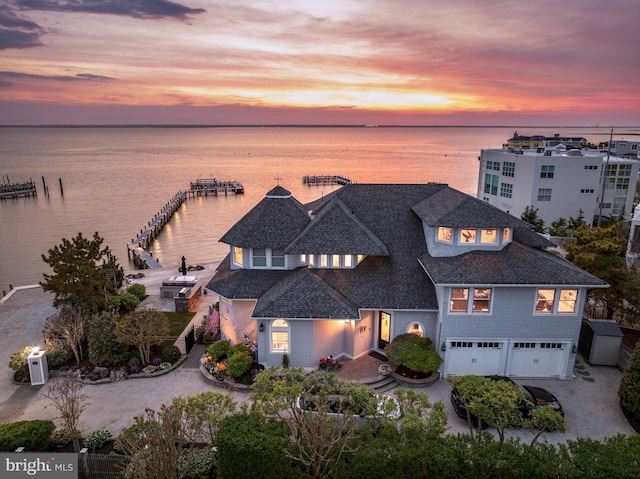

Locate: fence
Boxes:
[78,452,130,478]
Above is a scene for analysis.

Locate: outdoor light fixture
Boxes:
[572,343,578,353]
[441,342,446,352]
[259,322,264,333]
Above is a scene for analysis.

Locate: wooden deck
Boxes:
[0,180,37,199]
[127,191,186,269]
[303,175,352,186]
[188,177,244,196]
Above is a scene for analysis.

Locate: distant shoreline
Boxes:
[2,124,639,130]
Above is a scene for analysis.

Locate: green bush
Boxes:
[8,346,31,376]
[227,350,253,379]
[119,292,140,312]
[162,344,182,363]
[126,283,146,300]
[44,337,74,368]
[619,344,640,421]
[88,310,126,367]
[178,447,217,479]
[384,333,443,373]
[0,420,55,452]
[105,295,122,311]
[49,428,80,449]
[217,413,302,479]
[206,340,231,362]
[83,429,112,451]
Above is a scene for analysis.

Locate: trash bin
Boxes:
[27,350,49,385]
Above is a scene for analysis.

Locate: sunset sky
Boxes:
[1,0,638,126]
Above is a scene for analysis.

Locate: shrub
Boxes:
[105,295,121,311]
[126,283,146,300]
[143,365,158,374]
[50,428,80,449]
[162,344,182,363]
[83,429,112,451]
[88,310,126,368]
[151,357,162,366]
[619,343,640,421]
[119,292,140,312]
[178,447,217,479]
[206,340,231,362]
[0,420,55,452]
[44,337,74,368]
[128,356,141,367]
[217,413,300,479]
[384,333,443,373]
[282,354,290,368]
[227,345,253,379]
[9,346,31,376]
[113,424,142,454]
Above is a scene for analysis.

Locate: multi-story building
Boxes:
[207,184,606,380]
[504,132,587,150]
[608,139,640,159]
[477,145,640,227]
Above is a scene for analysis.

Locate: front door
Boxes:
[378,311,391,350]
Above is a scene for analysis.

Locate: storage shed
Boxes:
[578,319,623,366]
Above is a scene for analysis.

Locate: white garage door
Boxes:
[509,342,566,378]
[445,341,504,376]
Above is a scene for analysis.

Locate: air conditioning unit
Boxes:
[27,350,49,385]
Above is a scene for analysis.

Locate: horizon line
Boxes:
[1,124,637,129]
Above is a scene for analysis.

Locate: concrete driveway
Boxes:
[0,266,635,443]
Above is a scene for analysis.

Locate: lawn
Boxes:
[164,311,197,337]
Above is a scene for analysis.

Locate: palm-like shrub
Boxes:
[384,333,443,373]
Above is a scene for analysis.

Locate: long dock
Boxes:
[0,179,37,199]
[127,191,187,269]
[188,177,244,196]
[303,175,352,186]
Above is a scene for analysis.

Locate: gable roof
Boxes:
[419,242,608,287]
[253,268,359,319]
[286,196,389,255]
[218,186,310,248]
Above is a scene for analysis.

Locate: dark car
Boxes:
[450,375,564,428]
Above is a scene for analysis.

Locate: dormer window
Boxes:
[253,248,266,267]
[503,228,512,243]
[437,227,452,243]
[272,248,285,268]
[480,229,497,244]
[460,229,477,243]
[233,246,243,266]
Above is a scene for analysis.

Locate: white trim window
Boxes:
[252,248,267,267]
[450,287,493,314]
[536,289,555,314]
[480,229,497,244]
[437,227,452,243]
[270,319,289,353]
[558,289,578,314]
[407,322,424,337]
[272,248,285,268]
[233,246,243,266]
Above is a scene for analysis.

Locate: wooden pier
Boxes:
[0,179,37,199]
[127,191,187,269]
[188,177,244,196]
[303,175,352,186]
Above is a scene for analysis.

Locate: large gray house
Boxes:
[206,184,607,379]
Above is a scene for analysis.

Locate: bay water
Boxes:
[0,126,632,293]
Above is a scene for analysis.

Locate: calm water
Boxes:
[0,126,634,292]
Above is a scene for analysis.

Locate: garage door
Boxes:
[508,342,565,378]
[445,341,504,376]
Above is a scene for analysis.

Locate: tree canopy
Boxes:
[115,308,170,365]
[41,232,123,313]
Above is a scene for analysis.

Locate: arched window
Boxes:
[270,319,289,353]
[407,322,424,337]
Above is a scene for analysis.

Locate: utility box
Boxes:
[579,319,623,366]
[27,350,49,385]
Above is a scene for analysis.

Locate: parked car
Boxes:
[450,375,564,428]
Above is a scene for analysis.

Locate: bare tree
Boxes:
[44,377,88,452]
[115,308,169,365]
[43,304,88,364]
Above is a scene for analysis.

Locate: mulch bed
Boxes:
[394,365,433,380]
